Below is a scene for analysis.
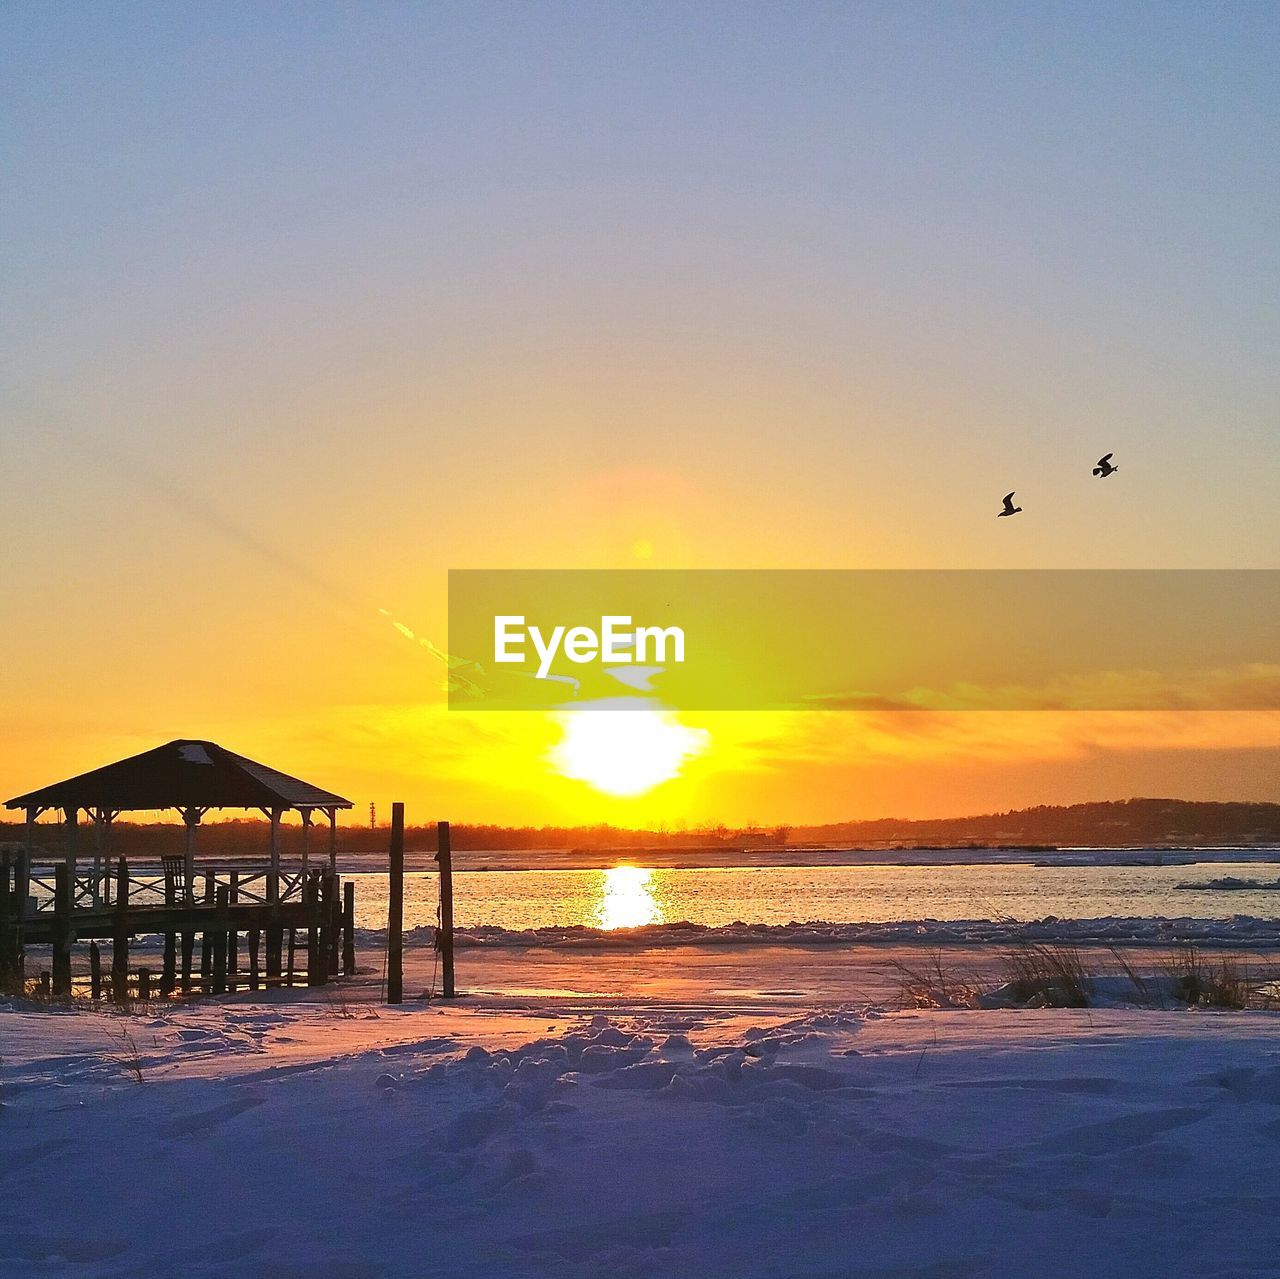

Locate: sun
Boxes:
[549,706,709,796]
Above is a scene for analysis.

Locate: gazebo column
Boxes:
[327,807,338,873]
[265,807,283,985]
[180,807,203,905]
[63,807,79,905]
[90,808,114,907]
[300,809,312,875]
[16,806,40,980]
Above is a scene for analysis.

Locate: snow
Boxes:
[347,913,1280,951]
[4,983,1280,1277]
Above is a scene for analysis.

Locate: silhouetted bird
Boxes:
[1093,452,1118,477]
[998,492,1022,518]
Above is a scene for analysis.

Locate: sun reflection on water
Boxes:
[597,865,663,929]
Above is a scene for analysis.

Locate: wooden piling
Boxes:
[14,848,28,982]
[0,851,12,986]
[180,931,195,995]
[387,802,404,1004]
[0,851,20,991]
[200,873,214,989]
[321,869,337,982]
[136,967,151,1002]
[266,914,283,987]
[227,872,239,992]
[162,868,177,996]
[52,863,72,1000]
[249,928,261,990]
[212,888,229,995]
[112,857,130,1004]
[306,871,321,987]
[286,927,297,987]
[89,941,102,1000]
[342,880,355,976]
[437,820,456,999]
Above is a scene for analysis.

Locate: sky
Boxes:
[3,2,1279,826]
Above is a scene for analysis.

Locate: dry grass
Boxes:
[1164,947,1253,1010]
[891,950,980,1009]
[998,943,1090,1008]
[102,1024,146,1084]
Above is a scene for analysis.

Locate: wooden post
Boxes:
[212,888,229,995]
[324,870,340,978]
[436,820,456,998]
[162,868,177,996]
[0,850,13,988]
[249,928,261,991]
[227,872,239,993]
[92,810,112,907]
[64,807,78,908]
[181,808,199,904]
[342,880,355,976]
[136,967,151,1002]
[89,941,102,1000]
[267,808,282,905]
[15,842,30,982]
[180,931,195,995]
[266,809,283,986]
[52,863,72,1000]
[327,806,338,873]
[387,802,404,1004]
[286,927,297,987]
[200,873,214,990]
[112,857,130,1004]
[305,872,320,987]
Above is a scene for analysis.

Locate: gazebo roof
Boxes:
[5,740,353,814]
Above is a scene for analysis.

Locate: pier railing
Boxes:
[23,863,308,913]
[0,850,356,1002]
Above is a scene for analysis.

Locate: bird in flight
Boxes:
[1093,452,1118,477]
[998,492,1022,518]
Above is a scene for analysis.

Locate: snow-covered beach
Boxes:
[5,942,1280,1279]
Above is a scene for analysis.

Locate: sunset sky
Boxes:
[4,3,1279,826]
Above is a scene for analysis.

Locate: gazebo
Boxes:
[2,740,355,999]
[5,739,352,907]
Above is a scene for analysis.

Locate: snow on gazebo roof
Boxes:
[5,739,353,814]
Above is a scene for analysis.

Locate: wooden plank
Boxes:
[89,941,102,1000]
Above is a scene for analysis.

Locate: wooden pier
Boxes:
[3,737,357,1002]
[1,851,356,1001]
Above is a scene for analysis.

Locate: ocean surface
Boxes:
[345,859,1280,932]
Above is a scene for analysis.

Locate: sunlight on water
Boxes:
[597,865,663,929]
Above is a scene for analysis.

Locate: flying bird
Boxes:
[998,492,1022,518]
[1093,452,1118,477]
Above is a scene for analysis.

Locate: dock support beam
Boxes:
[387,802,404,1004]
[52,863,72,1001]
[437,820,456,999]
[112,857,130,1004]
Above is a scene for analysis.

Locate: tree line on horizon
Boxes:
[3,798,1279,856]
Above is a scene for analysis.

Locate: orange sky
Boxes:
[4,7,1279,825]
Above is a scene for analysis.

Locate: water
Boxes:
[347,861,1280,932]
